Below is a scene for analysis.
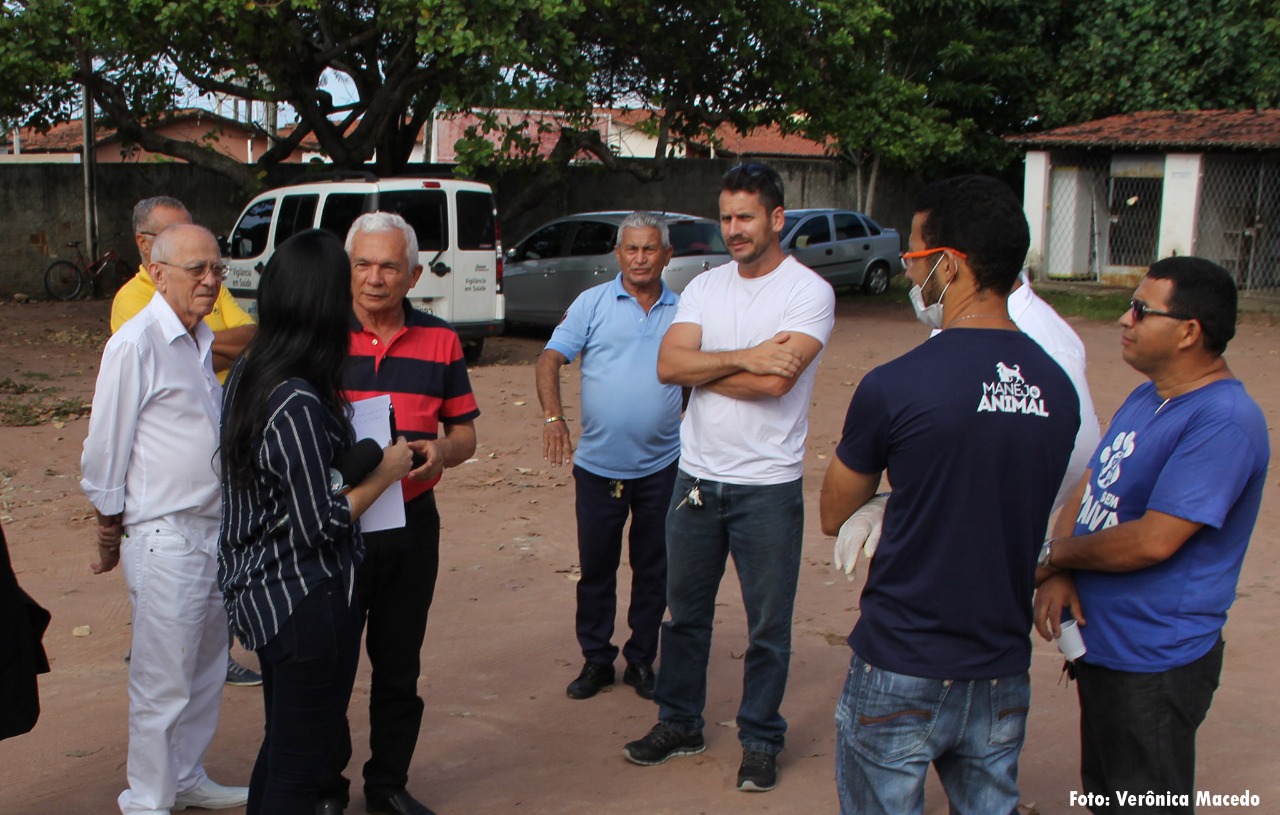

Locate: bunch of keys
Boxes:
[676,479,703,510]
[609,480,625,499]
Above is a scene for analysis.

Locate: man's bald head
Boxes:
[150,224,223,332]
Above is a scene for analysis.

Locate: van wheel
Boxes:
[463,339,484,365]
[863,262,890,296]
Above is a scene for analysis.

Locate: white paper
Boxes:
[349,394,405,532]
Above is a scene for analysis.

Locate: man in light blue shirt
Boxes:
[536,212,684,701]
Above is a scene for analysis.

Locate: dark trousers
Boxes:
[321,491,440,804]
[248,577,363,815]
[573,462,676,667]
[1076,638,1225,815]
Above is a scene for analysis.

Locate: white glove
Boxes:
[834,494,888,580]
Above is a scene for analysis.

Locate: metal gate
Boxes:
[1045,156,1107,280]
[1195,155,1280,292]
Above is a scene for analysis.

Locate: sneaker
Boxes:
[174,778,250,810]
[622,721,706,766]
[736,749,777,792]
[225,657,263,687]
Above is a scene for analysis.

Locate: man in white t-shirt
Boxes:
[621,163,836,793]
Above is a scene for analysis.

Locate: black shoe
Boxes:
[622,721,706,766]
[315,799,345,815]
[366,790,437,815]
[622,663,656,699]
[736,749,777,792]
[566,662,615,699]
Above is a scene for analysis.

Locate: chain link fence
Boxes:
[1043,152,1279,291]
[1195,155,1279,292]
[1045,156,1108,280]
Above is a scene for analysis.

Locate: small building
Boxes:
[1010,110,1280,290]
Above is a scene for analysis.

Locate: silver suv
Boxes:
[503,211,728,327]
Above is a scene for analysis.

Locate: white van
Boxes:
[222,174,504,361]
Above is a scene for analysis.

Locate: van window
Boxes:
[379,190,447,252]
[230,198,275,259]
[319,193,370,239]
[456,191,496,250]
[275,194,320,247]
[569,221,616,256]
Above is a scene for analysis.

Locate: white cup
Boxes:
[1055,618,1087,661]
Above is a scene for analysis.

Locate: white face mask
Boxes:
[908,254,951,330]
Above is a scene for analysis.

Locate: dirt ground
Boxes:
[0,294,1276,815]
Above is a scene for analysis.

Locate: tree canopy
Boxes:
[1,0,1278,211]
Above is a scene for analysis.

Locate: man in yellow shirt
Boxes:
[111,197,256,384]
[111,196,261,686]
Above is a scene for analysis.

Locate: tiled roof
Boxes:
[1008,110,1280,150]
[13,119,104,152]
[603,109,830,157]
[703,121,831,157]
[14,108,257,152]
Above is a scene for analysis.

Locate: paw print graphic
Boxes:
[1096,431,1136,489]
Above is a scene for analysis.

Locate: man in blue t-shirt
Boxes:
[1034,257,1269,814]
[536,212,684,702]
[820,175,1079,815]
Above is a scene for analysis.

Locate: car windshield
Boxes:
[668,222,727,257]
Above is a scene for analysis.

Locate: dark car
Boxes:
[503,211,729,327]
[781,208,901,294]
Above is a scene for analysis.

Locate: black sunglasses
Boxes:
[1129,299,1193,322]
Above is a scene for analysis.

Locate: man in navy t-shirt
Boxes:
[1033,257,1269,814]
[820,175,1079,815]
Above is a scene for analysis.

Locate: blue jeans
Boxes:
[655,471,803,755]
[835,652,1030,815]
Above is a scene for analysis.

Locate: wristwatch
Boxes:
[1037,539,1055,570]
[329,467,351,496]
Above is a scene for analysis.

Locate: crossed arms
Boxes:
[656,323,823,400]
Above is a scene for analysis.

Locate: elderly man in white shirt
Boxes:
[80,224,248,815]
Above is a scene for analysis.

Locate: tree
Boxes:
[447,0,890,216]
[785,0,1066,214]
[1038,0,1280,126]
[0,0,886,210]
[0,0,594,190]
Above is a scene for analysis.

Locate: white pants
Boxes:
[118,525,228,815]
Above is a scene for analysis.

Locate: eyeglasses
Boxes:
[1129,299,1193,322]
[900,246,967,270]
[154,260,228,281]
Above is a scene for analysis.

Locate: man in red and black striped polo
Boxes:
[318,212,480,815]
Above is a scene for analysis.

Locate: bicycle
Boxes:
[44,240,133,301]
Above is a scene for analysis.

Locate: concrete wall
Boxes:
[0,163,287,296]
[496,158,920,244]
[0,159,921,297]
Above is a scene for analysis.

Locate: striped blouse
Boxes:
[218,370,363,651]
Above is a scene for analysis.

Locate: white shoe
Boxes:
[173,779,250,810]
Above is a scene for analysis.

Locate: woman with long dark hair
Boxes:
[218,230,411,814]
